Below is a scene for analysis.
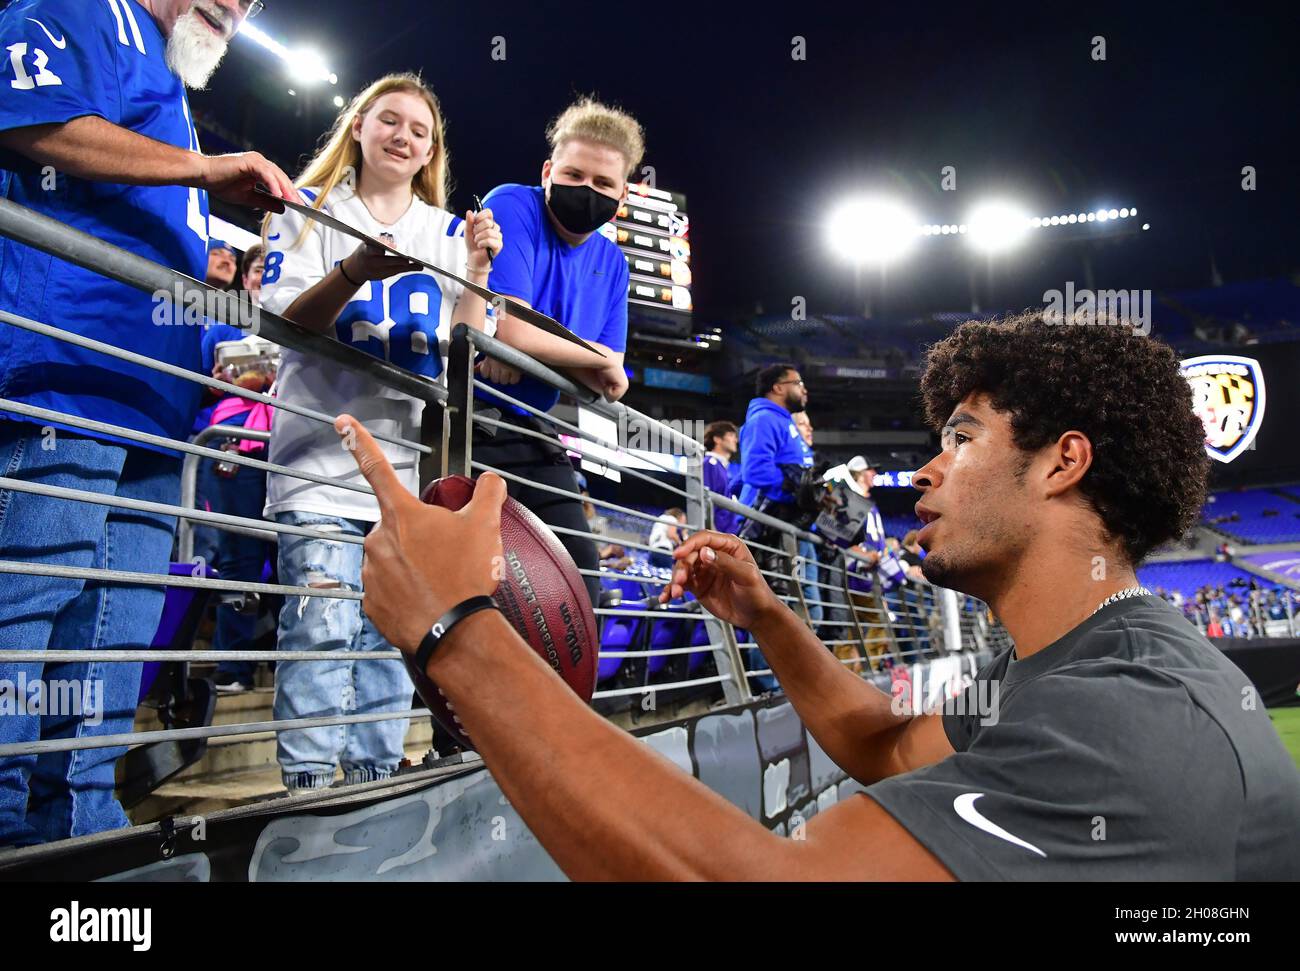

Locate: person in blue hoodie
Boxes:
[737,363,812,517]
[735,363,811,691]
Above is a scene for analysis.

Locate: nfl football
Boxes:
[408,474,599,749]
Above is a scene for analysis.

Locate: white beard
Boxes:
[165,5,232,90]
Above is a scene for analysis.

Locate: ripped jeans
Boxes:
[271,512,413,790]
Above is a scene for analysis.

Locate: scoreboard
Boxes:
[599,183,692,316]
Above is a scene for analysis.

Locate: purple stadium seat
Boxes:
[686,617,712,675]
[598,576,649,683]
[646,612,687,677]
[1135,558,1284,600]
[1200,487,1300,544]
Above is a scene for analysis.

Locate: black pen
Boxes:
[472,193,494,268]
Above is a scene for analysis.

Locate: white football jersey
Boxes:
[260,183,487,522]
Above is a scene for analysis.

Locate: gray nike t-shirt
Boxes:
[865,595,1300,880]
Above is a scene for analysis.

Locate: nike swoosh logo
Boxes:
[28,18,67,49]
[952,793,1047,857]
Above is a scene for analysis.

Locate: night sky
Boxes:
[192,2,1299,321]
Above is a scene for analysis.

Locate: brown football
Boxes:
[408,474,599,750]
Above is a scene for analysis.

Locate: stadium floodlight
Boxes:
[333,95,345,108]
[286,47,331,85]
[826,197,920,265]
[967,202,1031,253]
[239,23,339,86]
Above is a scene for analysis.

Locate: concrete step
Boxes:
[128,738,438,822]
[124,684,435,823]
[122,675,718,824]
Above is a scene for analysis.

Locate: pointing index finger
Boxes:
[335,414,411,515]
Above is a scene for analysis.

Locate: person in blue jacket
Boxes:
[738,363,812,515]
[0,0,294,847]
[735,363,811,690]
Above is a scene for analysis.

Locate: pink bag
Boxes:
[210,396,274,453]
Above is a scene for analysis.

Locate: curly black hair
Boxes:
[919,311,1209,564]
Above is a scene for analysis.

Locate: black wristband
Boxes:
[339,258,363,288]
[413,595,498,674]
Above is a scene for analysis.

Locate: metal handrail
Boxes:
[0,196,987,812]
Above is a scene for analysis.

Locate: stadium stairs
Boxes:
[121,661,722,826]
[121,669,431,823]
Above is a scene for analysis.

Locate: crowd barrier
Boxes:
[0,197,1004,846]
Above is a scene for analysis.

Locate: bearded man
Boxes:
[0,0,294,845]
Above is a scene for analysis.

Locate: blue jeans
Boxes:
[798,540,823,624]
[272,512,412,790]
[192,456,271,684]
[0,424,179,846]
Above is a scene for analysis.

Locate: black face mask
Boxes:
[546,181,619,235]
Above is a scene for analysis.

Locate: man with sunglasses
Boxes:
[0,0,294,845]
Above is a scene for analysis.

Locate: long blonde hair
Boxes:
[264,72,450,249]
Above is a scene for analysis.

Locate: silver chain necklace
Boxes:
[1011,585,1151,661]
[1090,584,1152,616]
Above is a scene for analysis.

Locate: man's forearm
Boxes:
[428,609,791,880]
[567,360,629,402]
[494,312,612,369]
[748,602,912,784]
[0,116,206,187]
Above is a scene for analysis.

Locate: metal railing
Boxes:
[0,195,989,799]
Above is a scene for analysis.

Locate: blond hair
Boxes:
[546,97,645,178]
[264,73,450,249]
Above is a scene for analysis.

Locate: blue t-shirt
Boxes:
[0,0,209,449]
[476,184,627,415]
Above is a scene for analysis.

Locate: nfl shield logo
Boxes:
[1180,354,1267,463]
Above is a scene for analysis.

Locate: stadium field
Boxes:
[1270,706,1300,769]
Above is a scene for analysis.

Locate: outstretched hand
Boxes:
[198,151,295,212]
[335,415,507,654]
[658,530,781,631]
